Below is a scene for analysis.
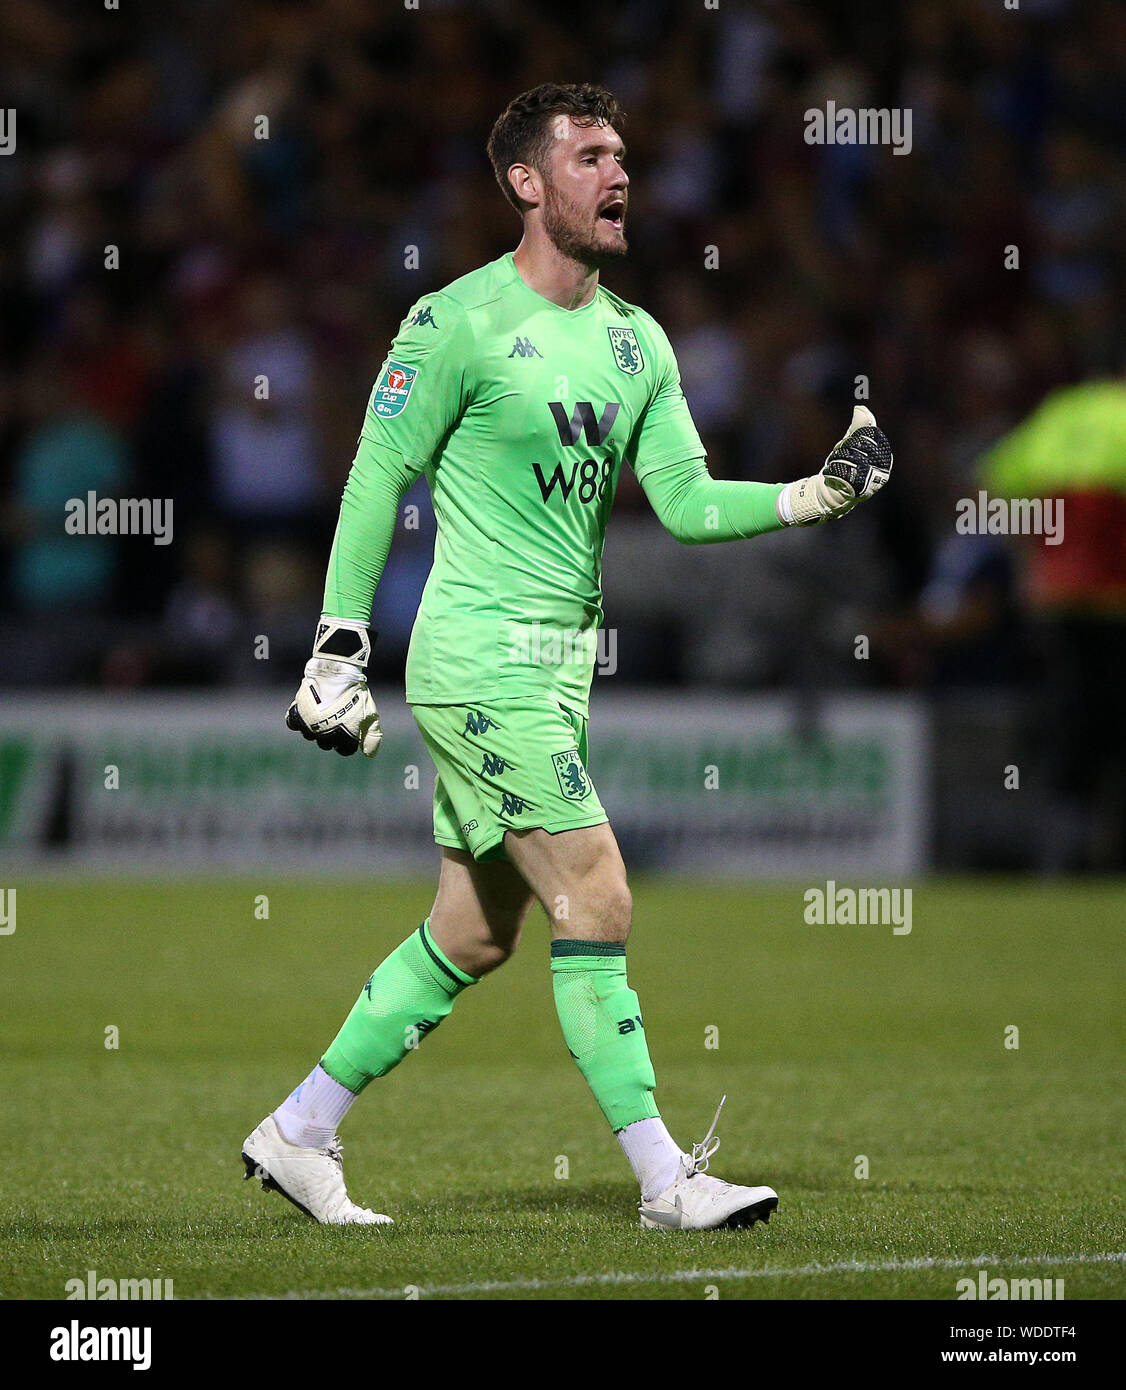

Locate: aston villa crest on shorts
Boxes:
[552,749,592,801]
[371,359,418,419]
[608,326,644,375]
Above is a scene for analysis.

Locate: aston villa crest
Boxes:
[608,326,644,375]
[552,749,592,801]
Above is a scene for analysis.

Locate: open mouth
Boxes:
[599,200,625,229]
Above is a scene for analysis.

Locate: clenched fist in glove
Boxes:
[777,405,893,526]
[285,617,383,758]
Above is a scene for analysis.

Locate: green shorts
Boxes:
[411,697,608,862]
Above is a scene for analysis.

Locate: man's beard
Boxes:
[542,181,627,269]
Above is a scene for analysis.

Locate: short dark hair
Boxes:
[486,82,625,213]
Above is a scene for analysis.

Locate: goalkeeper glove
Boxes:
[777,405,893,526]
[285,617,383,758]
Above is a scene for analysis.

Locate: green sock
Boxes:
[550,940,660,1131]
[321,919,476,1094]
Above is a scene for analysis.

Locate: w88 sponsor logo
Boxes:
[532,458,613,505]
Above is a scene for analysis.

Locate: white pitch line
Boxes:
[221,1250,1126,1301]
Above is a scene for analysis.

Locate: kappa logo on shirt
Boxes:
[508,336,543,358]
[371,359,418,419]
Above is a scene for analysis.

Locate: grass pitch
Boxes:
[1,877,1123,1300]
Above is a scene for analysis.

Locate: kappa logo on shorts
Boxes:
[462,819,478,834]
[552,748,591,801]
[480,753,512,777]
[371,358,418,419]
[500,793,526,817]
[463,710,500,736]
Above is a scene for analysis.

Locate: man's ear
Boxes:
[508,162,540,210]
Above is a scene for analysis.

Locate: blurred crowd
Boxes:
[1,0,1124,721]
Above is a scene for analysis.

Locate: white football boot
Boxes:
[638,1097,779,1231]
[242,1116,392,1226]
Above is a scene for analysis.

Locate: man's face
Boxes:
[538,116,629,267]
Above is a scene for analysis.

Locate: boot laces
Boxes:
[686,1095,725,1177]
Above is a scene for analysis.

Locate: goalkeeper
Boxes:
[243,82,892,1230]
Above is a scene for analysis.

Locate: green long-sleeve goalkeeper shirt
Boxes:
[324,251,785,713]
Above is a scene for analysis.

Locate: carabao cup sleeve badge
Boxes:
[371,359,419,419]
